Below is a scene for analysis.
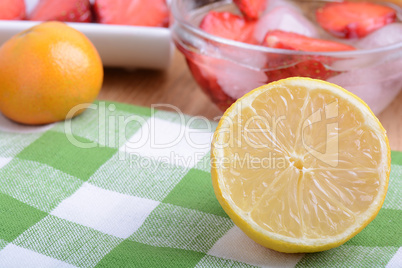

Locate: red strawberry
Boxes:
[200,11,256,43]
[262,30,348,82]
[179,48,235,111]
[233,0,267,20]
[266,60,340,83]
[94,0,169,27]
[0,0,25,20]
[30,0,92,22]
[187,57,235,111]
[316,2,396,38]
[263,30,356,52]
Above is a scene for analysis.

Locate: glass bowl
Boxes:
[170,0,402,114]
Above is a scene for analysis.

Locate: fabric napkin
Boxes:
[0,100,400,267]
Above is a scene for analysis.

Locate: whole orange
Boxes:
[0,21,103,125]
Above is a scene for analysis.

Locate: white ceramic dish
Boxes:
[0,0,174,70]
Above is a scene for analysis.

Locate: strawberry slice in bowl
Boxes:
[233,0,267,20]
[199,11,257,43]
[184,52,237,111]
[253,6,319,43]
[316,1,396,38]
[262,30,355,82]
[263,30,356,52]
[29,0,92,22]
[266,60,341,83]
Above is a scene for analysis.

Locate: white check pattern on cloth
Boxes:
[51,183,160,239]
[121,116,214,168]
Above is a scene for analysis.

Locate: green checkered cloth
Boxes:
[0,100,401,267]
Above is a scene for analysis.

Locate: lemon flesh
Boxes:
[211,78,390,253]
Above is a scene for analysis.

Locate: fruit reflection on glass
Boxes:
[172,0,402,114]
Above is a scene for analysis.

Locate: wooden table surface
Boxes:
[99,50,402,152]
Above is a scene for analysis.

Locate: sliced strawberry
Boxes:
[177,46,235,111]
[186,56,235,111]
[29,0,92,22]
[263,30,356,52]
[316,2,396,38]
[94,0,169,27]
[200,11,256,43]
[233,0,267,20]
[262,30,348,82]
[254,6,318,43]
[266,60,340,83]
[0,0,25,20]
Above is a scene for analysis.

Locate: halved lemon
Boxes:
[211,77,390,253]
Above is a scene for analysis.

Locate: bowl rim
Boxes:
[170,0,402,57]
